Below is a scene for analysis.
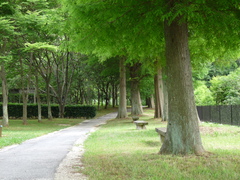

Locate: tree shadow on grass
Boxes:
[143,140,161,147]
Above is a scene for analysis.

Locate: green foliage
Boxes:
[0,2,15,16]
[194,82,214,105]
[65,105,96,118]
[0,103,96,118]
[210,68,240,105]
[60,0,165,60]
[24,42,58,52]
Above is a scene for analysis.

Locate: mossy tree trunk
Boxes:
[117,57,128,118]
[160,15,205,155]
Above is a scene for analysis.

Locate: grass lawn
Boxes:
[82,108,240,180]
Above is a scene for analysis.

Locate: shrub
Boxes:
[0,103,96,119]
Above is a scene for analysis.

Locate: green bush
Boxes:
[65,105,96,118]
[194,83,214,106]
[0,103,96,119]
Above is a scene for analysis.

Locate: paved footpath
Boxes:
[0,112,117,180]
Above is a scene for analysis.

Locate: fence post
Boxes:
[209,106,211,122]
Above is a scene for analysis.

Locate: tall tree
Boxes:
[0,64,9,126]
[0,2,17,126]
[59,0,240,155]
[160,15,204,155]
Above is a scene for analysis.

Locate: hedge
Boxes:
[0,103,96,119]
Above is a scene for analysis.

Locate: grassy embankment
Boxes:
[82,108,240,180]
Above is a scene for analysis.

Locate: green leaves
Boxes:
[0,2,15,16]
[60,0,165,60]
[0,17,17,38]
[24,42,58,52]
[210,68,240,105]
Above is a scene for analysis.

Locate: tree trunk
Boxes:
[35,75,42,122]
[117,57,128,118]
[59,103,65,118]
[0,64,9,127]
[115,85,118,106]
[111,81,116,108]
[146,95,155,109]
[162,75,168,122]
[154,69,162,119]
[20,57,28,125]
[103,82,109,109]
[130,80,143,115]
[46,82,53,120]
[160,16,205,155]
[22,89,28,125]
[129,63,143,116]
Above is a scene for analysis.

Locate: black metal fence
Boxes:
[197,105,240,126]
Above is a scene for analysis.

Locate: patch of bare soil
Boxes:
[199,126,229,135]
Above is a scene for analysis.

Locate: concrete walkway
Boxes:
[0,112,117,180]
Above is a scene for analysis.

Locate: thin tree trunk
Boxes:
[20,57,28,125]
[162,71,168,122]
[112,81,115,108]
[115,85,118,106]
[154,69,162,119]
[97,88,101,110]
[117,57,127,118]
[46,82,53,120]
[22,89,28,125]
[0,64,9,127]
[146,95,155,109]
[35,75,42,122]
[154,66,165,119]
[160,15,205,155]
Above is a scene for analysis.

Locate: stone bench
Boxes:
[134,121,148,129]
[155,127,167,143]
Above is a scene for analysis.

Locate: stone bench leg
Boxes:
[160,135,165,143]
[136,124,146,130]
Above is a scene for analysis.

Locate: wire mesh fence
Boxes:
[197,105,240,126]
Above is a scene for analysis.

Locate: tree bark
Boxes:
[146,95,155,109]
[0,64,9,127]
[117,57,128,118]
[160,16,205,155]
[35,75,42,122]
[129,63,143,116]
[130,81,143,115]
[22,88,28,125]
[20,58,28,125]
[162,75,168,122]
[154,67,162,119]
[111,81,116,108]
[46,82,53,120]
